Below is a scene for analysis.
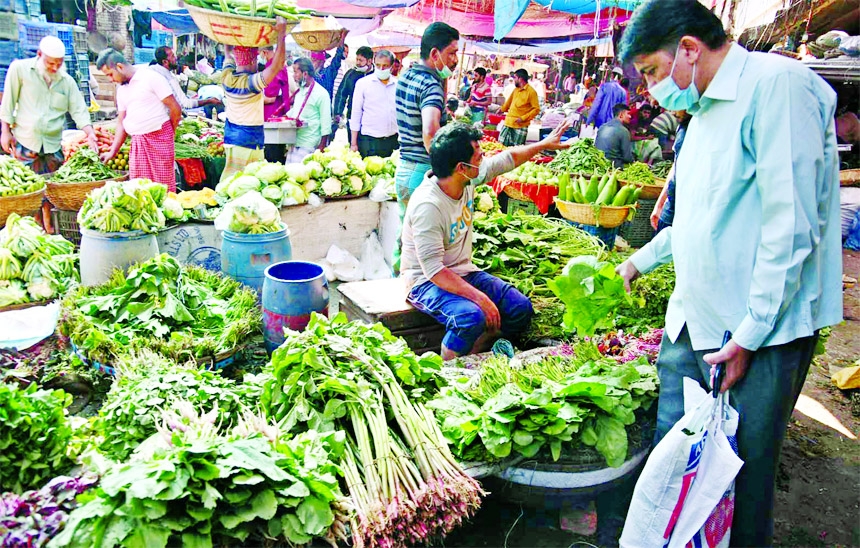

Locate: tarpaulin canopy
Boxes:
[150,10,200,35]
[465,35,610,55]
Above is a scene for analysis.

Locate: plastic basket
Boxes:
[72,25,86,55]
[619,198,656,248]
[185,4,296,47]
[566,221,620,249]
[78,79,90,105]
[506,197,540,216]
[0,67,7,92]
[55,23,73,54]
[134,46,155,65]
[17,19,54,52]
[14,0,39,17]
[50,207,80,247]
[0,12,18,41]
[0,39,18,66]
[487,112,505,125]
[0,0,11,11]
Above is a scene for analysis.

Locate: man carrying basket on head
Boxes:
[219,16,289,182]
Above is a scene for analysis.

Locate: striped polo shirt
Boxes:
[395,63,444,165]
[221,61,265,127]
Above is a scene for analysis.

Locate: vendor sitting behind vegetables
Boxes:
[400,121,570,359]
[219,16,289,183]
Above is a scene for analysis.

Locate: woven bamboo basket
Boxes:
[554,197,632,228]
[620,177,666,200]
[185,5,297,47]
[840,169,860,187]
[0,299,53,314]
[503,184,531,203]
[46,173,129,211]
[292,28,348,52]
[0,187,45,227]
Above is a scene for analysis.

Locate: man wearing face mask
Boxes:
[499,69,540,147]
[393,22,460,272]
[151,46,222,113]
[284,57,332,163]
[400,121,570,359]
[333,46,374,138]
[615,1,841,546]
[350,50,398,158]
[0,36,97,174]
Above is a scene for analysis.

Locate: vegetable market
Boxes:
[0,0,858,546]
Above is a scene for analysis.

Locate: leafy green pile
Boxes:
[95,352,261,461]
[472,212,607,298]
[59,254,259,365]
[615,262,675,334]
[51,411,349,548]
[0,382,74,493]
[50,148,119,183]
[549,256,634,337]
[547,138,611,175]
[260,313,483,548]
[0,213,78,306]
[77,178,167,233]
[618,161,657,185]
[428,351,659,467]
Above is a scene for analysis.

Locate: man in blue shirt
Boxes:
[594,103,634,168]
[615,1,842,546]
[586,67,627,129]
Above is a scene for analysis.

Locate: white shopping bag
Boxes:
[620,378,743,548]
[579,124,598,140]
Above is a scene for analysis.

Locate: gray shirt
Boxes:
[401,151,515,289]
[595,118,633,168]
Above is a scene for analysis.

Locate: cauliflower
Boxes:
[303,179,319,194]
[162,198,184,220]
[327,160,349,177]
[27,279,55,301]
[304,160,324,179]
[476,193,495,213]
[347,175,364,195]
[321,177,343,196]
[284,163,311,183]
[348,157,366,174]
[0,248,21,280]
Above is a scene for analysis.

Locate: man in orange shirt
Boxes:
[499,68,540,146]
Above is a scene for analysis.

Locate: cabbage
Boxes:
[262,185,284,206]
[304,179,319,193]
[281,181,308,206]
[162,198,184,220]
[365,156,386,176]
[284,163,311,183]
[347,175,364,195]
[328,160,348,177]
[304,160,324,179]
[227,175,262,200]
[321,177,343,196]
[0,279,28,306]
[256,163,286,184]
[215,173,240,197]
[2,213,42,258]
[0,248,21,280]
[243,161,267,177]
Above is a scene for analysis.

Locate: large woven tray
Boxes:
[185,5,297,47]
[46,173,129,211]
[292,28,347,52]
[0,187,45,227]
[554,197,632,228]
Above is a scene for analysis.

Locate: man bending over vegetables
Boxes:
[400,122,570,359]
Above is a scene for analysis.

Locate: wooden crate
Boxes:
[338,278,445,355]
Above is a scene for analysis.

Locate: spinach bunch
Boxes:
[0,383,74,493]
[429,353,659,468]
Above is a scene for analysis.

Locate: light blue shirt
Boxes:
[630,44,842,352]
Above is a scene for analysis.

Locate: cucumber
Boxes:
[612,185,633,206]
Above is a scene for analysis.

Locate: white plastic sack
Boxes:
[325,244,363,282]
[361,232,391,280]
[369,177,396,202]
[620,378,743,548]
[0,302,60,350]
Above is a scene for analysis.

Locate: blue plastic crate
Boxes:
[0,67,7,92]
[55,23,73,54]
[565,221,620,248]
[14,0,39,18]
[17,19,54,51]
[0,39,18,66]
[0,12,17,40]
[72,25,85,54]
[134,46,155,65]
[0,0,12,11]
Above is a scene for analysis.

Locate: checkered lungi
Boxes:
[130,120,176,192]
[499,124,528,147]
[14,143,64,175]
[221,144,265,183]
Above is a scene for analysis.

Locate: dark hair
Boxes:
[420,22,459,60]
[430,123,482,178]
[446,98,459,111]
[96,48,126,70]
[514,68,529,81]
[474,67,487,78]
[294,57,314,77]
[620,77,630,89]
[619,0,728,63]
[613,103,630,117]
[374,49,395,63]
[154,46,171,65]
[356,46,373,60]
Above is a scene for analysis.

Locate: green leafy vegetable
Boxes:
[547,138,612,175]
[77,179,168,233]
[50,148,119,183]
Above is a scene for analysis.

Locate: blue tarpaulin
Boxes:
[467,35,610,55]
[495,0,641,40]
[150,10,200,35]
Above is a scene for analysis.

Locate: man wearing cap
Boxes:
[0,36,97,174]
[310,43,346,107]
[218,17,289,182]
[499,69,540,147]
[586,67,627,129]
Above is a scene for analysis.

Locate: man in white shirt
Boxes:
[97,48,182,191]
[349,49,398,158]
[150,46,220,113]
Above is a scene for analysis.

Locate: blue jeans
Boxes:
[393,160,431,273]
[653,326,817,547]
[407,271,533,355]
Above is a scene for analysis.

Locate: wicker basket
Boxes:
[0,187,45,227]
[0,299,54,314]
[292,28,348,52]
[840,169,860,187]
[185,5,297,47]
[46,173,129,211]
[502,184,531,203]
[554,197,632,228]
[620,177,666,200]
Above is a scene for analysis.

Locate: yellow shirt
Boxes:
[501,84,540,129]
[0,57,91,154]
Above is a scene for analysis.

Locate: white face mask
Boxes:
[376,68,391,81]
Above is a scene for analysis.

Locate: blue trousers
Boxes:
[407,271,533,355]
[654,326,817,547]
